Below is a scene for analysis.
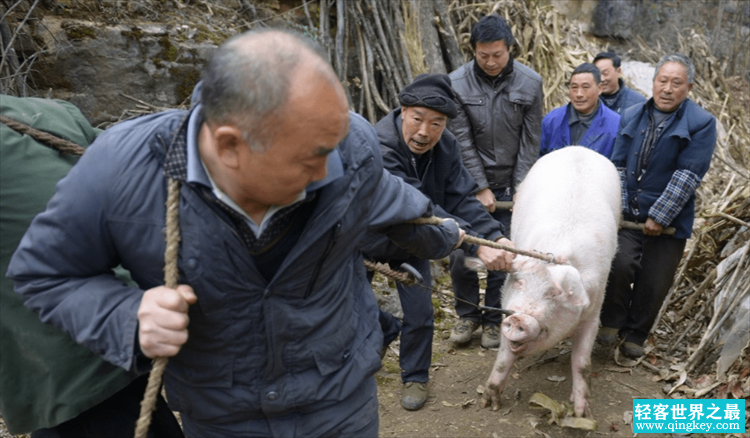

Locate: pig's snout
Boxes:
[502,314,541,353]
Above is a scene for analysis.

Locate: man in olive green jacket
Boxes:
[0,95,182,437]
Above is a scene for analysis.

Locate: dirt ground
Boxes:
[375,313,666,438]
[0,269,735,438]
[371,262,734,438]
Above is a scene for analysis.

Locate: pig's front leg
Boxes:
[482,337,517,411]
[569,318,598,417]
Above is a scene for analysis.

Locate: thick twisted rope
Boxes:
[363,259,417,285]
[364,257,515,316]
[0,114,86,156]
[408,216,566,264]
[134,178,181,438]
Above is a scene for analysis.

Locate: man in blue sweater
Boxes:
[540,63,620,158]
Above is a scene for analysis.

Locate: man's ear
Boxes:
[213,125,244,169]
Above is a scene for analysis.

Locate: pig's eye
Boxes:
[518,327,524,332]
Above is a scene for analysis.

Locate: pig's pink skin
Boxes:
[481,146,621,418]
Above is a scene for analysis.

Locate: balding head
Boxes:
[200,29,341,151]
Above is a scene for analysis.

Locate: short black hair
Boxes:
[593,51,621,68]
[470,15,515,49]
[571,63,601,85]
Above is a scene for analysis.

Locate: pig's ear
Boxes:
[547,265,589,308]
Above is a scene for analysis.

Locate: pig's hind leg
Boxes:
[569,318,598,417]
[482,337,517,411]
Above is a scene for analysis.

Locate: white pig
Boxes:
[482,146,621,418]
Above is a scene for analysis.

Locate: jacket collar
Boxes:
[472,53,515,86]
[621,97,692,140]
[665,98,693,140]
[601,78,625,105]
[162,108,193,182]
[564,102,607,145]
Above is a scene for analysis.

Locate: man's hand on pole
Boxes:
[476,188,497,213]
[643,218,664,236]
[476,237,516,271]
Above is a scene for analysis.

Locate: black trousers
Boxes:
[449,188,512,327]
[32,374,184,438]
[600,228,686,346]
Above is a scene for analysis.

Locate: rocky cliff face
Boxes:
[31,17,218,125]
[1,0,256,126]
[2,0,748,126]
[552,0,749,82]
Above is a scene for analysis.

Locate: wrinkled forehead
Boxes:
[656,61,689,79]
[475,40,508,54]
[405,106,448,122]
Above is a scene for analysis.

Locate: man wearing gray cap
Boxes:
[361,73,515,411]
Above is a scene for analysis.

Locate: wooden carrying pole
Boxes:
[491,201,676,236]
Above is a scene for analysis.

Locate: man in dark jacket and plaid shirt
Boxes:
[598,54,717,358]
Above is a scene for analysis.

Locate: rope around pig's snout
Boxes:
[408,216,566,265]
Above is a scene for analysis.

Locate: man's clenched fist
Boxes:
[137,285,197,358]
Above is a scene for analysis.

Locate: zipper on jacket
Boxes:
[409,152,433,183]
[303,221,341,299]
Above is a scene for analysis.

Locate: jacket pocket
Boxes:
[164,353,234,420]
[167,353,233,388]
[459,95,487,133]
[508,91,534,105]
[508,90,534,113]
[309,325,356,376]
[503,91,534,128]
